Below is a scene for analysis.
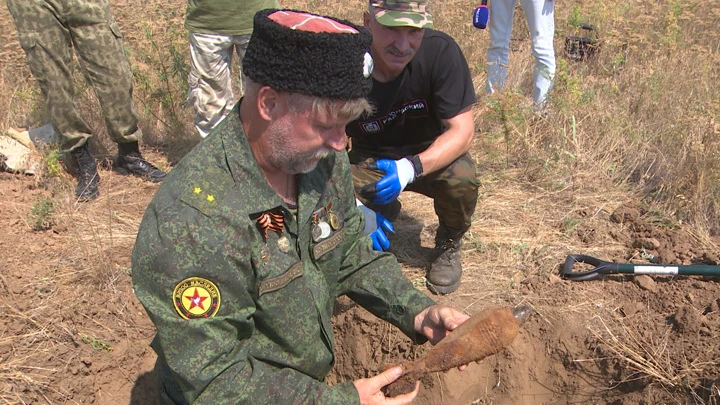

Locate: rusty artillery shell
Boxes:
[383,305,531,397]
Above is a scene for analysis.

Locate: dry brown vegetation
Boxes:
[0,0,719,404]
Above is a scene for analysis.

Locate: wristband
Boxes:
[407,155,424,179]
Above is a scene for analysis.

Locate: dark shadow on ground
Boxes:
[130,370,161,405]
[387,210,437,269]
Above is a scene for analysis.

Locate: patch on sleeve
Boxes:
[180,166,234,215]
[172,277,221,319]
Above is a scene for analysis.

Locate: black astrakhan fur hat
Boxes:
[242,9,374,100]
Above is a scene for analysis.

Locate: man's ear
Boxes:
[257,86,280,122]
[363,11,371,30]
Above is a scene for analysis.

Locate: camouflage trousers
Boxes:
[188,32,251,138]
[350,150,480,243]
[6,0,142,152]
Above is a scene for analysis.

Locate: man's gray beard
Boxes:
[283,148,332,174]
[266,121,332,174]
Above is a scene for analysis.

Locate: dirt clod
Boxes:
[673,305,704,334]
[632,237,660,250]
[633,275,657,292]
[610,205,641,224]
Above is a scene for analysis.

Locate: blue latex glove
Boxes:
[356,199,394,251]
[359,158,415,205]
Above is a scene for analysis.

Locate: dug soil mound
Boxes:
[327,197,720,405]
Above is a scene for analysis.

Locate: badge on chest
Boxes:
[311,202,342,242]
[252,208,292,263]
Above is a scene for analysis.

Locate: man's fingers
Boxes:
[374,192,393,206]
[375,229,390,250]
[370,181,396,204]
[374,173,394,190]
[371,234,382,251]
[385,381,420,404]
[438,306,469,331]
[359,182,379,200]
[447,311,470,331]
[371,232,390,251]
[357,160,381,171]
[360,179,396,203]
[376,366,403,388]
[379,218,394,234]
[375,159,394,173]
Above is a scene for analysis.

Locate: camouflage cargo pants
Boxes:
[188,32,251,138]
[350,150,480,242]
[6,0,142,152]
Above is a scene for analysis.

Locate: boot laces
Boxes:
[436,238,459,252]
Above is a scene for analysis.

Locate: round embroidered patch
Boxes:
[172,277,221,320]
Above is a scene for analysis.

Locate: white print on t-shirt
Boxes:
[361,121,382,133]
[358,99,428,134]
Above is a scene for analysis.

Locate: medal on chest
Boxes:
[312,202,341,242]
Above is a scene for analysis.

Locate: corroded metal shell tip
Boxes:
[511,305,533,324]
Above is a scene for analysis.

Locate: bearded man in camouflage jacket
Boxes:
[132,9,470,405]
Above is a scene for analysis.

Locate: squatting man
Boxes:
[347,0,480,295]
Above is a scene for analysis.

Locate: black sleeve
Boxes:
[429,34,477,119]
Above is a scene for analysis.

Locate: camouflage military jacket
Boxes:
[132,103,435,404]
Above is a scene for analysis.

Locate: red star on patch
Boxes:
[185,288,208,311]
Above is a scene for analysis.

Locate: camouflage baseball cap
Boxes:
[371,0,433,29]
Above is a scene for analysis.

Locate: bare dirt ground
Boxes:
[331,175,720,405]
[1,152,718,404]
[1,0,719,404]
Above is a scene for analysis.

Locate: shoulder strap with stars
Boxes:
[180,166,234,216]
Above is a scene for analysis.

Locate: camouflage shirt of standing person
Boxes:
[131,101,435,404]
[185,0,280,36]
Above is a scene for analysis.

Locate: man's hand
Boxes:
[359,158,415,205]
[357,199,394,251]
[414,305,470,345]
[353,366,419,405]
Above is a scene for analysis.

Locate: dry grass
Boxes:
[589,314,680,387]
[587,310,720,404]
[1,0,718,232]
[0,302,75,403]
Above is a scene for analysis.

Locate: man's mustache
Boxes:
[386,46,414,57]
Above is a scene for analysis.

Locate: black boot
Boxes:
[71,142,100,201]
[426,238,462,295]
[115,142,166,183]
[426,224,466,294]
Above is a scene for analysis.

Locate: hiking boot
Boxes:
[426,239,462,295]
[115,142,166,183]
[71,143,100,201]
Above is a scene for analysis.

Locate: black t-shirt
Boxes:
[346,29,477,159]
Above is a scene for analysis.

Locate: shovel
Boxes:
[561,254,720,281]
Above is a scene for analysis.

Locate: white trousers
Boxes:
[188,32,251,138]
[486,0,556,106]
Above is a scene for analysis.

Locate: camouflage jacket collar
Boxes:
[220,103,285,215]
[218,102,324,226]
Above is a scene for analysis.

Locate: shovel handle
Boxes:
[561,254,619,280]
[562,254,720,281]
